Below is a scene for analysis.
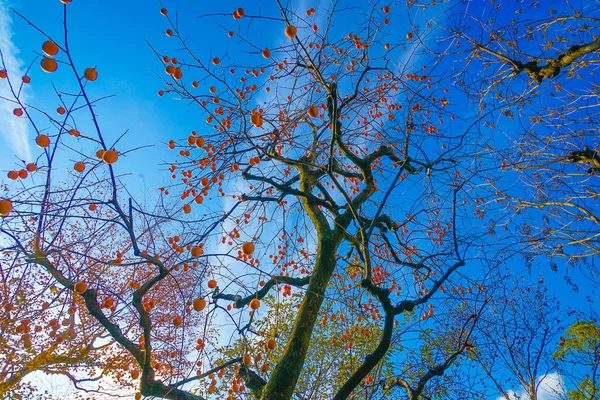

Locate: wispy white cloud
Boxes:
[498,372,567,400]
[0,0,32,161]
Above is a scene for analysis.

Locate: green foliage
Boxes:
[554,321,600,361]
[555,321,600,400]
[568,377,598,400]
[218,293,393,399]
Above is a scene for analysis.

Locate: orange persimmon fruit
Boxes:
[74,281,87,294]
[74,162,85,173]
[0,199,12,217]
[36,135,50,148]
[249,298,260,310]
[84,68,98,81]
[42,41,59,56]
[41,58,58,73]
[192,298,206,311]
[191,246,203,257]
[285,25,297,39]
[241,242,255,255]
[103,149,118,164]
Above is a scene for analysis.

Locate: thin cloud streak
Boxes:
[0,0,32,161]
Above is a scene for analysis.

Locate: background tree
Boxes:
[554,319,600,400]
[445,0,600,283]
[466,274,565,399]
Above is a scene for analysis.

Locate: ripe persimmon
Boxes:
[26,163,37,172]
[250,114,263,128]
[22,76,31,84]
[18,170,27,179]
[173,316,183,327]
[0,199,12,217]
[103,149,118,164]
[13,108,23,117]
[285,25,297,39]
[212,57,220,65]
[173,68,183,80]
[42,40,59,56]
[249,298,260,310]
[41,58,58,73]
[74,281,87,294]
[74,162,85,173]
[183,204,192,214]
[192,298,206,311]
[191,246,203,257]
[57,106,66,115]
[84,68,98,81]
[207,279,217,289]
[241,242,255,255]
[96,149,105,159]
[36,135,50,148]
[7,171,18,180]
[69,129,80,137]
[307,105,319,118]
[0,70,7,78]
[160,8,167,15]
[262,48,271,59]
[266,339,276,350]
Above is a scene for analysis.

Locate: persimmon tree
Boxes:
[467,275,565,400]
[152,1,491,399]
[446,0,600,280]
[0,1,495,399]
